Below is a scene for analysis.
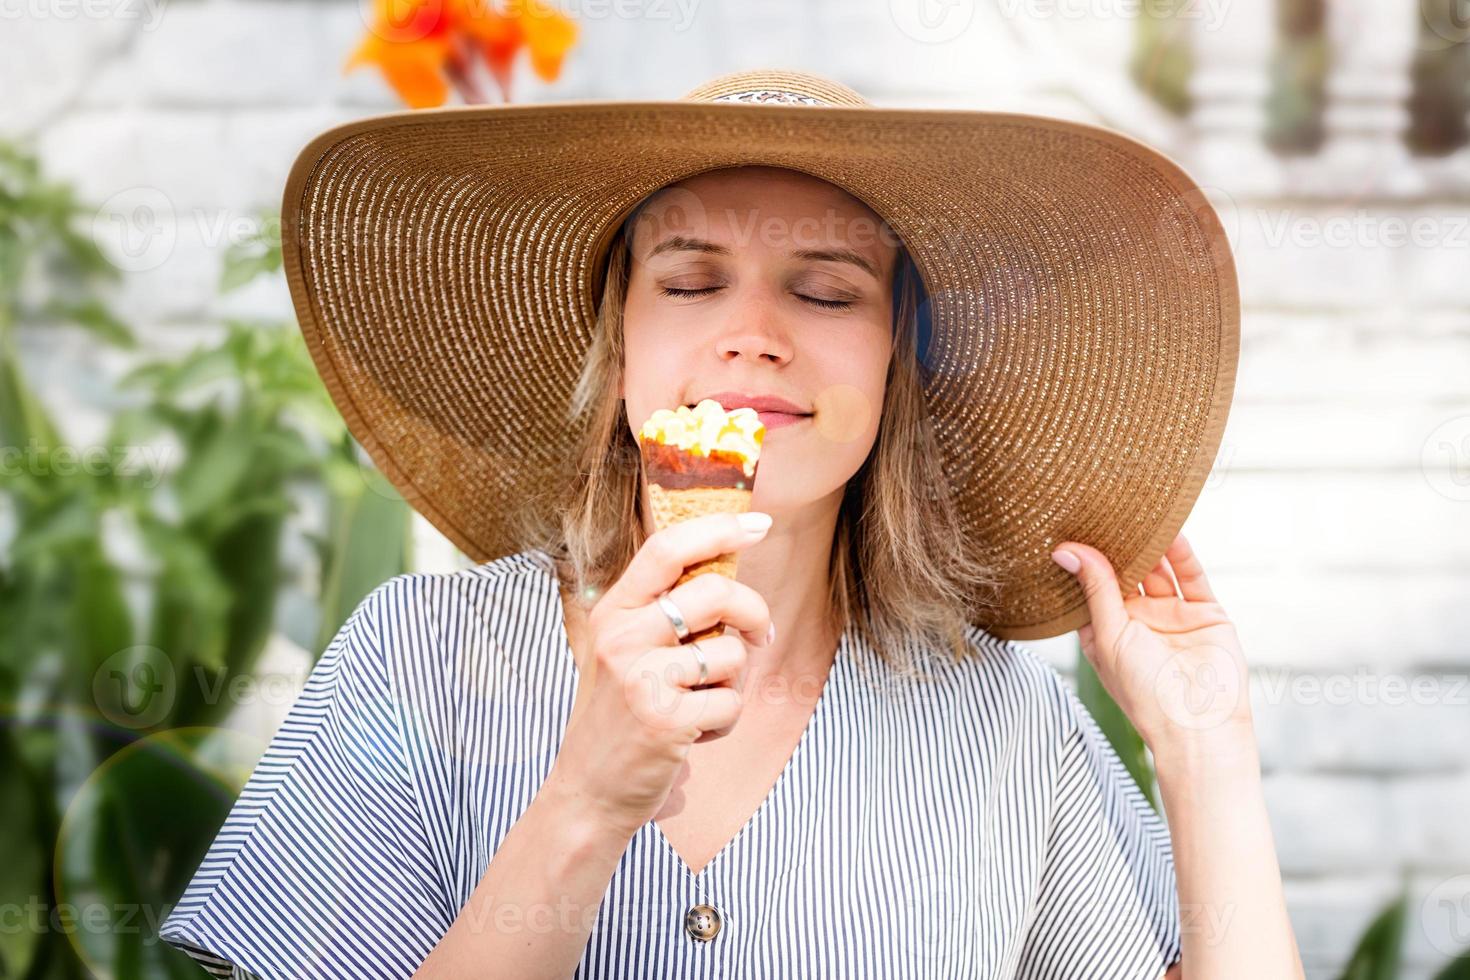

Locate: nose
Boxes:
[714,289,794,365]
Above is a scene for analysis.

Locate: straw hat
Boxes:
[280,68,1238,642]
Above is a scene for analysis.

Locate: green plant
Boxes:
[0,142,415,979]
[1332,892,1470,980]
[1075,642,1158,810]
[1130,0,1194,117]
[1264,0,1330,154]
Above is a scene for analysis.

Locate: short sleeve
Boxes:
[1014,680,1183,980]
[160,578,454,979]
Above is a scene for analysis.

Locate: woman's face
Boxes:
[621,166,899,516]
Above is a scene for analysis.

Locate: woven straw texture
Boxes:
[280,69,1239,641]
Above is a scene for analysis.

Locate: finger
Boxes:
[1163,532,1218,603]
[604,511,772,610]
[648,634,747,690]
[640,570,772,649]
[1076,622,1099,669]
[1052,541,1131,653]
[682,685,743,737]
[1139,554,1180,599]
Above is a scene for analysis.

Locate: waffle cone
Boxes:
[646,483,754,643]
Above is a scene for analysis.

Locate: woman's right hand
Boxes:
[550,511,775,839]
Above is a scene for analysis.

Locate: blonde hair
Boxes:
[512,172,1002,672]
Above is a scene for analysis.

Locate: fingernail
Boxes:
[1051,549,1081,574]
[737,512,772,534]
[764,622,776,646]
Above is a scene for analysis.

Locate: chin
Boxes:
[748,475,846,517]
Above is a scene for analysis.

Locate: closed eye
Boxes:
[800,295,853,311]
[659,286,722,300]
[658,286,853,311]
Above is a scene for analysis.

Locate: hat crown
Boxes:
[681,70,870,108]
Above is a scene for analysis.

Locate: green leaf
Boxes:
[1074,638,1158,810]
[219,248,280,293]
[252,427,317,474]
[1431,951,1470,980]
[188,507,286,727]
[106,404,171,447]
[1335,894,1407,980]
[75,548,136,674]
[9,495,96,562]
[140,518,233,674]
[315,482,412,652]
[0,343,61,451]
[155,346,237,398]
[1130,0,1194,117]
[219,209,283,293]
[0,739,46,979]
[44,297,137,348]
[171,417,254,522]
[53,730,249,980]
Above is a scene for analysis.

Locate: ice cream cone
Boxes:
[638,400,765,645]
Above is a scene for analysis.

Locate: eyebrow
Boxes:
[646,235,881,281]
[647,235,731,260]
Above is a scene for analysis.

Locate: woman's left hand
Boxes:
[1050,533,1254,763]
[1054,534,1306,979]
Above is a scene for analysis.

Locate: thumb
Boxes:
[1052,541,1131,654]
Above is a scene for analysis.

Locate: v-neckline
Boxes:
[541,552,849,885]
[647,627,846,883]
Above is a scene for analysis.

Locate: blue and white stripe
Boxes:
[161,549,1182,978]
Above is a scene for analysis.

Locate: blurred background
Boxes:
[2,0,1468,977]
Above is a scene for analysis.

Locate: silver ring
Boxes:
[688,640,710,686]
[655,592,690,642]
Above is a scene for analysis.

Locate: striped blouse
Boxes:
[160,548,1183,978]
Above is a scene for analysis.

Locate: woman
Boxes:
[161,71,1303,978]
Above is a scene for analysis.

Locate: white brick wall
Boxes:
[10,0,1468,975]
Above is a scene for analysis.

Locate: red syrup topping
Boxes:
[639,440,757,490]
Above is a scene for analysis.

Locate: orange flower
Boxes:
[346,0,577,108]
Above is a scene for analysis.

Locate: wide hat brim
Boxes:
[281,81,1238,642]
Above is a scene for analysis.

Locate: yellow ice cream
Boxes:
[638,399,765,478]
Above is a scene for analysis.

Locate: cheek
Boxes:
[809,328,889,446]
[619,300,691,425]
[812,383,882,447]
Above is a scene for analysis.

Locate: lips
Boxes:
[685,390,814,425]
[757,411,810,430]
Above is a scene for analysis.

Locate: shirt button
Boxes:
[684,903,722,942]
